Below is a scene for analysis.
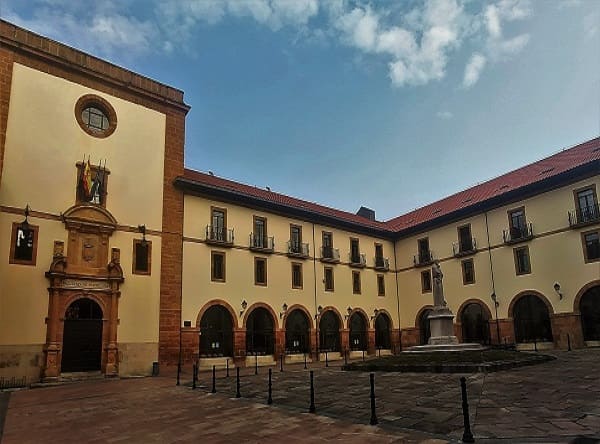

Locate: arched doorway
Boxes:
[319,311,340,351]
[580,285,600,341]
[246,307,275,355]
[460,302,490,344]
[61,298,103,372]
[349,312,368,351]
[419,309,432,345]
[285,309,310,354]
[375,313,392,349]
[199,305,234,357]
[513,294,553,343]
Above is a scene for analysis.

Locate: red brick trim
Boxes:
[195,299,239,329]
[346,307,369,329]
[281,304,314,330]
[573,280,600,314]
[242,302,279,330]
[508,290,555,319]
[456,298,493,322]
[414,305,434,328]
[0,47,15,188]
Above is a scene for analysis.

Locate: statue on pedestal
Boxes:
[432,261,447,308]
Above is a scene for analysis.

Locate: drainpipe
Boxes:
[393,240,402,352]
[312,223,318,357]
[485,211,501,344]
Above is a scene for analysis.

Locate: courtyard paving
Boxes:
[1,349,599,443]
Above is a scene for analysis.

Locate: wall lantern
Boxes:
[553,282,563,300]
[240,299,248,316]
[371,308,380,321]
[20,204,31,230]
[315,305,323,320]
[280,302,288,319]
[345,306,353,320]
[138,224,147,246]
[491,292,499,308]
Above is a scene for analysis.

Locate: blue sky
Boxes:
[2,0,599,220]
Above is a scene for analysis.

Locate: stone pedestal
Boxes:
[428,308,458,345]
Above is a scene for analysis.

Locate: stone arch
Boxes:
[345,307,369,329]
[242,302,279,330]
[573,280,600,314]
[196,299,239,329]
[457,299,492,344]
[508,290,555,319]
[319,306,343,327]
[457,298,493,321]
[374,309,394,330]
[282,304,314,330]
[63,293,107,319]
[414,305,434,328]
[374,310,393,350]
[318,306,342,352]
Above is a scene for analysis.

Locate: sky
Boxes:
[2,0,599,221]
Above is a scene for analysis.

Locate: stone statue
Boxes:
[432,261,447,308]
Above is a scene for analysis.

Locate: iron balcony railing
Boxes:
[568,204,600,227]
[374,256,390,271]
[413,250,434,267]
[349,252,367,267]
[287,240,309,257]
[452,238,477,257]
[249,233,274,251]
[503,223,533,244]
[206,225,234,244]
[320,246,340,262]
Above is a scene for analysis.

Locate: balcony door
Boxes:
[212,209,225,241]
[290,225,301,252]
[254,217,266,248]
[418,238,429,262]
[458,225,473,252]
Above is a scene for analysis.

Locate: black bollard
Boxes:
[309,370,316,413]
[236,367,241,398]
[362,349,365,361]
[567,334,571,351]
[534,339,538,352]
[176,361,181,386]
[226,359,229,378]
[325,350,328,367]
[268,368,273,405]
[460,377,475,443]
[378,346,381,358]
[304,352,307,370]
[255,353,258,375]
[280,354,284,372]
[211,365,216,393]
[192,363,197,390]
[344,349,348,366]
[369,373,378,425]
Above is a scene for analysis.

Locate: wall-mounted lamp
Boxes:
[315,305,323,320]
[344,306,353,320]
[491,292,499,308]
[240,299,248,316]
[19,204,31,230]
[554,282,563,300]
[280,302,288,319]
[138,224,147,246]
[371,308,380,321]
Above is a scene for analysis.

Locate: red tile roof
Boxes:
[182,137,600,234]
[386,137,600,231]
[182,168,392,231]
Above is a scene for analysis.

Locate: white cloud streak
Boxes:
[463,53,486,88]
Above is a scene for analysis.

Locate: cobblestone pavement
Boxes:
[2,349,600,443]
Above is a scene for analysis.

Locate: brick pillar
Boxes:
[311,328,319,360]
[181,327,200,365]
[367,328,375,355]
[551,313,584,349]
[233,328,246,366]
[340,328,349,353]
[401,328,420,348]
[488,318,514,345]
[391,328,401,354]
[275,329,285,359]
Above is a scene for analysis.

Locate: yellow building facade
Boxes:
[0,21,598,382]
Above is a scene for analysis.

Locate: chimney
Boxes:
[356,206,375,221]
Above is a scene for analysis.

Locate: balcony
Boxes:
[349,252,366,268]
[374,256,390,271]
[320,246,340,263]
[413,251,433,267]
[503,223,533,244]
[569,204,600,228]
[249,233,274,252]
[452,238,477,257]
[206,225,234,246]
[287,240,309,258]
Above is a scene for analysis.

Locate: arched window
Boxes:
[319,311,340,352]
[419,309,432,345]
[246,307,275,355]
[349,312,368,351]
[62,298,103,372]
[375,313,391,349]
[460,303,490,344]
[200,305,234,357]
[285,310,310,354]
[513,295,553,343]
[580,285,600,341]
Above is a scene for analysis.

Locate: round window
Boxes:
[75,94,117,138]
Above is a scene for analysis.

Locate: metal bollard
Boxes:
[236,367,241,398]
[567,334,571,351]
[304,352,307,370]
[369,373,378,425]
[309,370,316,413]
[280,354,284,372]
[268,368,273,405]
[212,365,216,394]
[255,354,258,375]
[534,339,538,352]
[378,346,381,358]
[192,363,197,390]
[460,377,475,443]
[325,350,328,367]
[362,349,365,361]
[226,359,229,378]
[176,361,181,386]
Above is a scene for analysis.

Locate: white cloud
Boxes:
[463,53,486,88]
[437,110,453,119]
